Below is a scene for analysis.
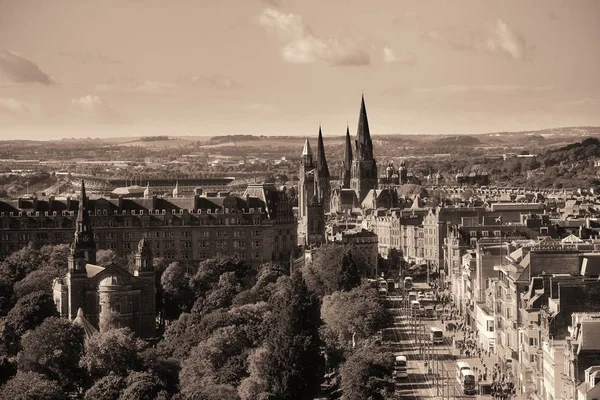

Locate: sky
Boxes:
[0,0,599,140]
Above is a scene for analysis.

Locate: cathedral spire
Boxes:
[76,180,91,234]
[356,94,374,161]
[316,126,330,177]
[344,124,353,166]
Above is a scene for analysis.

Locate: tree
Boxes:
[96,249,125,267]
[302,245,363,296]
[238,346,271,400]
[0,242,41,282]
[80,328,140,378]
[179,325,252,396]
[339,345,395,400]
[13,268,61,298]
[1,291,59,355]
[138,348,180,395]
[18,317,85,392]
[161,262,193,320]
[260,272,322,399]
[120,371,167,400]
[0,355,17,386]
[38,244,70,276]
[84,373,126,400]
[320,285,391,356]
[0,371,66,400]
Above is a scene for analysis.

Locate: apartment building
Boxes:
[0,181,297,267]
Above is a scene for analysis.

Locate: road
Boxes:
[384,286,496,399]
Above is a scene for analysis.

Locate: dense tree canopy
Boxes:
[18,317,85,391]
[0,371,66,400]
[80,328,140,378]
[339,345,395,400]
[302,244,363,296]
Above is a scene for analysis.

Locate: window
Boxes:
[181,241,192,249]
[234,240,245,249]
[216,230,228,238]
[469,231,477,237]
[530,354,535,363]
[252,230,261,238]
[123,232,132,239]
[216,240,228,249]
[486,321,494,332]
[470,238,478,247]
[162,231,174,239]
[233,230,245,238]
[481,231,489,237]
[252,240,262,248]
[200,241,210,248]
[529,338,538,346]
[123,242,132,250]
[182,231,191,238]
[198,231,209,238]
[164,242,175,250]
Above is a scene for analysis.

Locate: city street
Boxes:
[384,283,503,400]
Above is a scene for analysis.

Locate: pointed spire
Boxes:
[356,94,374,160]
[301,137,313,157]
[316,126,330,177]
[76,180,90,229]
[344,124,353,165]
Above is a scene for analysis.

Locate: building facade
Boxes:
[0,181,296,267]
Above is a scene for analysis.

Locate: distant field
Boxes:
[119,138,201,148]
[198,137,346,149]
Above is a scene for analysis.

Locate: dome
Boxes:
[99,273,129,288]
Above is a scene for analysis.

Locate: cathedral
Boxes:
[53,181,156,339]
[298,95,378,245]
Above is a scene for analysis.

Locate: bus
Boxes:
[393,355,408,379]
[403,276,413,290]
[424,305,435,319]
[456,362,477,395]
[410,300,421,316]
[408,291,418,302]
[430,327,444,344]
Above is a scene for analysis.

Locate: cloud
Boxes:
[58,50,122,65]
[70,95,128,124]
[0,98,33,114]
[258,8,370,66]
[382,47,416,65]
[413,85,554,94]
[422,19,535,61]
[0,50,54,85]
[127,81,176,93]
[178,74,240,90]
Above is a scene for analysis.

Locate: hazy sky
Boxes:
[0,0,599,139]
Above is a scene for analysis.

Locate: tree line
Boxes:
[0,243,397,399]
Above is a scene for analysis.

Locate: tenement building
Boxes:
[0,181,296,266]
[52,182,156,338]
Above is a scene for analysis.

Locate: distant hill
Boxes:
[542,137,600,163]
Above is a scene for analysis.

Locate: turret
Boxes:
[134,237,153,275]
[315,126,331,212]
[355,94,374,161]
[301,138,313,166]
[316,126,330,178]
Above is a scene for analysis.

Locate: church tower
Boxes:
[341,125,353,189]
[315,126,331,213]
[133,238,156,337]
[67,180,96,319]
[350,95,378,203]
[298,138,315,220]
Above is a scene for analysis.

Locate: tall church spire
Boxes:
[76,180,92,235]
[316,126,330,177]
[341,125,353,188]
[344,124,353,166]
[69,180,96,272]
[356,94,374,161]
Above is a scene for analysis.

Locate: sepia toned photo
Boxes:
[0,1,599,399]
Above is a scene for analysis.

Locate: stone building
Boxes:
[53,182,156,338]
[0,181,296,267]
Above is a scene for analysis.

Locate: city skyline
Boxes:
[0,0,599,139]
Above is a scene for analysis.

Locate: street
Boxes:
[384,283,503,400]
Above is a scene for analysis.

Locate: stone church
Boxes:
[53,181,156,339]
[298,95,379,245]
